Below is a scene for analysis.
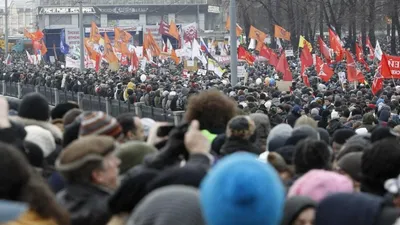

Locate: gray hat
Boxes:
[127,185,205,225]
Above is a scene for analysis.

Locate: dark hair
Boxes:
[362,138,400,195]
[117,113,137,136]
[185,90,237,131]
[294,139,332,174]
[0,142,69,225]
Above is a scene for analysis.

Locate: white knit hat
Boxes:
[24,125,56,158]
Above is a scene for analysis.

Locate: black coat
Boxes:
[57,183,112,225]
[220,138,261,156]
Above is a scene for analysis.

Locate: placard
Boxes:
[285,50,294,57]
[276,81,292,91]
[237,66,246,78]
[197,69,207,75]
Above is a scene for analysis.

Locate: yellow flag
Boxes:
[299,35,312,52]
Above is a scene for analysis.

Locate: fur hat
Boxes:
[24,125,56,158]
[56,135,116,172]
[18,93,49,121]
[288,169,353,202]
[79,111,122,139]
[200,152,285,225]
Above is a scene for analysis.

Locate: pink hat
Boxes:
[288,169,353,202]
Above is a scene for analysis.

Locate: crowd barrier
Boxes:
[0,81,185,125]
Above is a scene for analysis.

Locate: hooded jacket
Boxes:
[280,196,316,225]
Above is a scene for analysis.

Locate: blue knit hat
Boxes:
[200,152,285,225]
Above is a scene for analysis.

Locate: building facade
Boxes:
[37,0,223,31]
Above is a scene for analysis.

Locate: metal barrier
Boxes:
[1,81,182,124]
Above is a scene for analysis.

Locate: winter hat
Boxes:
[116,141,157,175]
[293,139,332,174]
[311,108,319,116]
[288,169,353,202]
[331,110,340,119]
[370,127,399,143]
[140,118,156,137]
[62,108,82,126]
[317,128,330,144]
[51,102,79,120]
[24,125,56,158]
[249,113,271,151]
[18,92,49,121]
[315,193,399,225]
[56,135,117,172]
[266,124,293,151]
[280,196,316,225]
[332,129,356,145]
[200,152,285,225]
[337,152,363,182]
[0,200,28,223]
[379,109,391,122]
[363,113,375,125]
[79,111,122,139]
[292,125,320,140]
[275,145,296,165]
[127,185,205,225]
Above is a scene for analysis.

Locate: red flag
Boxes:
[345,50,365,82]
[366,36,375,60]
[316,55,334,82]
[269,50,279,67]
[318,37,332,63]
[329,28,343,61]
[259,45,271,60]
[372,66,383,95]
[301,64,310,87]
[300,42,313,67]
[276,52,292,81]
[238,46,255,65]
[355,43,370,71]
[380,54,393,78]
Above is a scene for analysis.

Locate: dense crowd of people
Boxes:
[1,35,400,224]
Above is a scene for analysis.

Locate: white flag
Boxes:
[192,39,207,65]
[248,39,256,50]
[276,38,283,51]
[375,40,382,61]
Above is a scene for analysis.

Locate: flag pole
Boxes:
[229,0,238,86]
[5,0,8,55]
[79,0,85,72]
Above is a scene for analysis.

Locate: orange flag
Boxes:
[143,31,161,58]
[84,38,99,61]
[274,25,291,41]
[40,40,47,55]
[171,49,180,64]
[90,21,101,43]
[24,28,44,41]
[249,26,267,51]
[130,50,139,71]
[225,16,242,37]
[103,33,118,63]
[114,27,131,55]
[168,21,180,41]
